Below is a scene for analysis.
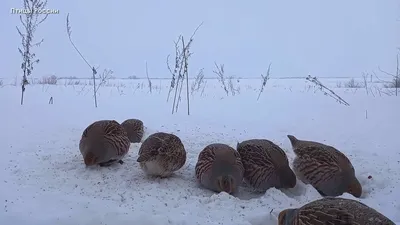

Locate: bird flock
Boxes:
[78,119,395,225]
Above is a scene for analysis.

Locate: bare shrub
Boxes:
[257,63,271,100]
[17,0,49,105]
[38,75,58,85]
[127,75,138,79]
[344,78,364,88]
[0,79,3,87]
[306,75,350,106]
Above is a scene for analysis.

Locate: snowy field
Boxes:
[0,77,399,225]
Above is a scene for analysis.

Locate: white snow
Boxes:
[0,78,399,225]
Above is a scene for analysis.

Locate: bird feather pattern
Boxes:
[237,139,296,190]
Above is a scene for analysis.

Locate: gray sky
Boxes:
[1,0,399,79]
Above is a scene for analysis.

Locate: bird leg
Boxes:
[99,159,118,167]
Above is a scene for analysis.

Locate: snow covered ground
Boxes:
[0,78,399,224]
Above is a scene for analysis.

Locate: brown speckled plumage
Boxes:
[287,135,362,198]
[137,132,186,177]
[287,134,338,151]
[79,120,131,167]
[278,197,395,225]
[121,118,144,143]
[195,143,244,194]
[237,139,296,191]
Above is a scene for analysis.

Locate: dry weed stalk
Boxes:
[257,63,271,100]
[145,61,152,93]
[166,37,181,102]
[213,63,229,95]
[361,73,369,95]
[95,69,112,94]
[190,68,206,96]
[66,14,111,107]
[306,75,350,106]
[166,22,203,115]
[213,63,239,96]
[17,0,49,105]
[227,76,240,96]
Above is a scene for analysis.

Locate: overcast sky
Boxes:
[1,0,399,79]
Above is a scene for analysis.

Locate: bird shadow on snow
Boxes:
[234,178,312,201]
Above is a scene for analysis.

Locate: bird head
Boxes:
[84,151,98,166]
[217,175,236,194]
[278,209,297,225]
[347,177,362,198]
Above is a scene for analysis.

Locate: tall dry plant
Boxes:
[166,22,203,115]
[66,13,111,107]
[17,0,49,105]
[145,61,152,93]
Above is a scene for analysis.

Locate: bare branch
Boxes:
[378,66,396,77]
[66,13,93,70]
[306,75,350,106]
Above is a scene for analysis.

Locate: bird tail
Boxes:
[287,135,298,148]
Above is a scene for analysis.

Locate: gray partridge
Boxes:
[121,118,144,143]
[195,143,244,194]
[137,132,186,177]
[237,139,296,191]
[287,134,362,197]
[79,120,131,167]
[278,197,395,225]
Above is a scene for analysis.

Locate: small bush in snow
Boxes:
[39,75,58,85]
[344,78,364,88]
